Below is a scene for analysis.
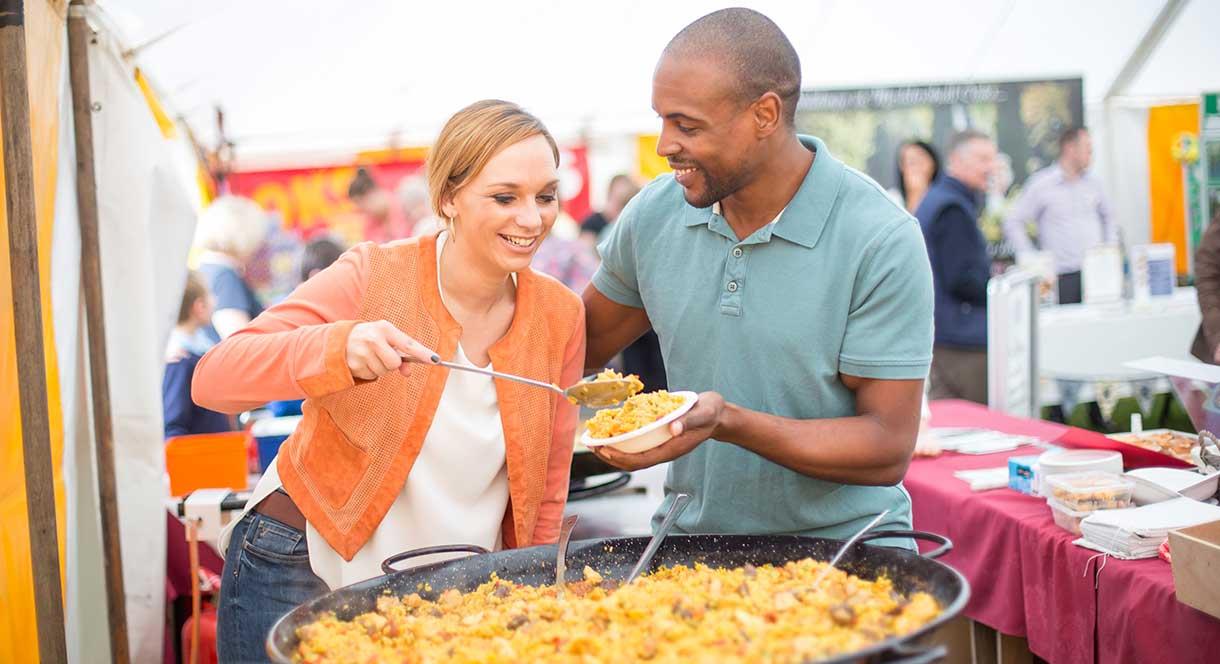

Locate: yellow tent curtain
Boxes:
[1147,103,1201,275]
[0,1,69,662]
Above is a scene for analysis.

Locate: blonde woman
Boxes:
[193,100,586,662]
[194,195,272,340]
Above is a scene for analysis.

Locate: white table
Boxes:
[1038,288,1201,408]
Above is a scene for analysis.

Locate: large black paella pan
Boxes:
[268,530,968,663]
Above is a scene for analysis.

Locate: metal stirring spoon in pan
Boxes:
[554,515,579,598]
[812,509,890,589]
[626,493,692,583]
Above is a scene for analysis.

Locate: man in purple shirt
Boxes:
[1002,126,1116,304]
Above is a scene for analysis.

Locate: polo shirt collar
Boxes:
[683,135,843,249]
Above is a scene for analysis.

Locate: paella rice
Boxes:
[566,369,645,405]
[584,391,686,439]
[292,559,941,663]
[592,368,644,394]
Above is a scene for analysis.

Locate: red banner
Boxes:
[558,144,591,223]
[227,144,591,242]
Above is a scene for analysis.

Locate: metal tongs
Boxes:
[1197,430,1220,472]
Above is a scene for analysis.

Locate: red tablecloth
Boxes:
[909,400,1220,664]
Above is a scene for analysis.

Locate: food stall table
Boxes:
[910,400,1220,664]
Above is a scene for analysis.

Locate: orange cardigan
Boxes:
[193,234,586,560]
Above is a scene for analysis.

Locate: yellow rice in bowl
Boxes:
[585,390,686,439]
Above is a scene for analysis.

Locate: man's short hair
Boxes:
[664,8,802,125]
[347,167,378,200]
[947,129,993,157]
[1058,126,1088,151]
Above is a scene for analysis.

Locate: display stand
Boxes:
[987,269,1040,419]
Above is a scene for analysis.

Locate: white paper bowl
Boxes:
[580,391,699,454]
[1126,467,1220,503]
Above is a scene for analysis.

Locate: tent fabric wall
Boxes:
[54,5,200,661]
[50,39,104,663]
[1091,100,1154,251]
[1147,103,1200,274]
[101,0,1220,159]
[0,1,69,662]
[1,3,201,661]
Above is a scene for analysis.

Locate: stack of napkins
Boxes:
[953,467,1010,491]
[931,428,1043,455]
[1078,497,1220,559]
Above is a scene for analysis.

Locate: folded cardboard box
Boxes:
[1169,519,1220,620]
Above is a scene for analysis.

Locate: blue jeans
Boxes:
[217,511,327,663]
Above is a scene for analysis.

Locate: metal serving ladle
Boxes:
[427,357,640,408]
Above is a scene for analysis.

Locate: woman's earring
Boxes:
[447,217,456,241]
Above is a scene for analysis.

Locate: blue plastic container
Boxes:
[251,415,302,472]
[267,399,304,417]
[1007,454,1042,495]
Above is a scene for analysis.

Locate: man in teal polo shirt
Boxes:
[583,8,934,544]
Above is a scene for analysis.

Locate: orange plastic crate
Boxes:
[165,431,249,496]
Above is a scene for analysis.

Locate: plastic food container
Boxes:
[1108,429,1198,464]
[1043,471,1134,511]
[1033,449,1123,495]
[1047,498,1092,535]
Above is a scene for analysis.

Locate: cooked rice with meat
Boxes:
[292,560,940,663]
[592,368,644,395]
[566,369,645,406]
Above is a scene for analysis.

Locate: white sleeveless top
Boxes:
[227,232,510,589]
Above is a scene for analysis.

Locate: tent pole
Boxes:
[67,2,131,663]
[1105,0,1188,100]
[0,1,69,661]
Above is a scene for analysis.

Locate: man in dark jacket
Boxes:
[915,130,997,404]
[1192,208,1220,364]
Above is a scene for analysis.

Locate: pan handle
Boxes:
[568,472,631,501]
[381,544,491,575]
[856,530,952,559]
[881,643,948,664]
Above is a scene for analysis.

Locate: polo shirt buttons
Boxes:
[727,281,739,293]
[732,247,744,258]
